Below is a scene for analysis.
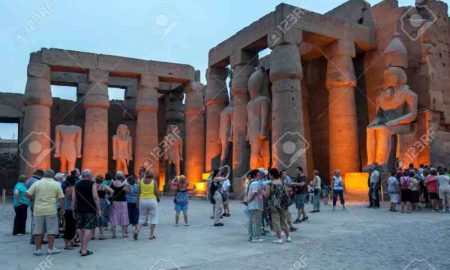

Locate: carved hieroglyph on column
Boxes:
[231,50,257,195]
[326,40,360,174]
[21,63,53,176]
[185,82,206,185]
[247,67,271,169]
[82,69,110,176]
[205,67,228,171]
[134,74,159,176]
[269,34,307,176]
[366,33,418,168]
[113,124,132,175]
[219,103,232,166]
[163,124,183,176]
[54,125,82,173]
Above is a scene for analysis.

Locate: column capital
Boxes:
[88,69,109,84]
[268,28,302,49]
[24,63,52,107]
[136,82,159,113]
[325,40,356,58]
[231,64,255,96]
[27,63,50,80]
[230,50,258,68]
[269,44,302,82]
[205,67,229,105]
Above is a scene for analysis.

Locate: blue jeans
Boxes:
[333,190,345,206]
[313,189,321,210]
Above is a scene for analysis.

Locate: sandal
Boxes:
[149,235,156,240]
[64,246,74,250]
[81,250,94,257]
[133,232,138,241]
[98,237,107,240]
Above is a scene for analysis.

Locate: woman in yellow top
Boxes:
[133,169,160,240]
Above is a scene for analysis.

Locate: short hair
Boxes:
[127,175,136,184]
[409,170,415,177]
[313,170,320,175]
[430,168,438,176]
[95,175,104,184]
[145,169,155,179]
[211,169,219,179]
[296,167,303,173]
[247,169,258,179]
[105,172,113,181]
[116,171,125,181]
[18,175,27,183]
[178,175,186,182]
[43,169,55,178]
[81,169,92,180]
[268,168,280,179]
[34,169,44,178]
[66,175,77,186]
[54,173,64,181]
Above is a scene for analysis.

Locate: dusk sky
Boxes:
[0,0,435,138]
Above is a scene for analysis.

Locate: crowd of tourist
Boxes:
[10,162,450,256]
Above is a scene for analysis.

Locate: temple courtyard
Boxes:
[1,198,449,270]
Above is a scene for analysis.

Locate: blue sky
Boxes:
[0,0,436,138]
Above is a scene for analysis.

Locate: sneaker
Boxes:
[272,239,283,244]
[287,237,292,242]
[251,238,264,243]
[293,219,302,224]
[47,248,61,255]
[184,223,190,226]
[290,227,297,232]
[213,223,224,227]
[301,216,309,221]
[33,249,42,256]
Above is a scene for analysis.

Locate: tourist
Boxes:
[263,168,291,244]
[310,170,321,213]
[280,170,296,232]
[437,168,450,212]
[322,181,331,205]
[109,171,131,238]
[103,172,114,186]
[291,167,308,224]
[425,168,439,212]
[387,170,400,212]
[26,169,64,256]
[63,175,78,250]
[243,169,264,243]
[368,166,380,208]
[94,175,114,240]
[126,175,139,231]
[209,168,229,226]
[171,175,190,226]
[73,169,100,257]
[221,167,231,217]
[134,169,160,240]
[27,169,44,244]
[332,170,345,211]
[257,168,270,235]
[400,170,412,213]
[409,170,420,212]
[55,172,65,238]
[12,175,29,236]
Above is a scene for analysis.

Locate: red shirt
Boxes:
[426,175,438,193]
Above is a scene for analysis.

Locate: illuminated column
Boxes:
[269,32,306,176]
[204,67,228,171]
[82,69,109,176]
[134,74,160,177]
[230,50,257,195]
[185,82,205,187]
[21,63,53,176]
[326,40,360,174]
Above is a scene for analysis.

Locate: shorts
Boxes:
[410,190,420,203]
[175,203,188,212]
[439,189,450,200]
[76,213,98,230]
[401,189,410,203]
[139,199,158,225]
[389,193,400,203]
[33,215,58,235]
[295,194,306,209]
[270,208,289,232]
[222,191,229,204]
[429,192,439,200]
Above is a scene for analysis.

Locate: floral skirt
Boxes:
[109,201,129,226]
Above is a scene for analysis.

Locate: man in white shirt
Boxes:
[244,170,264,243]
[368,166,380,208]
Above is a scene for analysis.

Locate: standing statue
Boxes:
[366,33,418,168]
[247,67,271,169]
[163,124,183,175]
[219,103,233,166]
[112,124,133,175]
[54,125,82,173]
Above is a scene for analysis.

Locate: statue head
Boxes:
[384,66,407,90]
[116,124,130,138]
[248,67,269,100]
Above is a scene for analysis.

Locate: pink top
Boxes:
[426,175,438,193]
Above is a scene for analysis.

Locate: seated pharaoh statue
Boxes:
[366,33,418,169]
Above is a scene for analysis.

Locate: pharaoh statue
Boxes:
[113,124,133,175]
[163,124,183,175]
[219,103,233,166]
[366,33,418,168]
[54,125,82,173]
[247,67,271,169]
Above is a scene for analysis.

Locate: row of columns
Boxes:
[204,32,360,194]
[21,66,161,177]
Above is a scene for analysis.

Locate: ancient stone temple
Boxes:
[0,0,449,196]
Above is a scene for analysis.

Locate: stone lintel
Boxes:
[88,69,109,84]
[139,74,159,88]
[324,40,356,58]
[230,50,259,67]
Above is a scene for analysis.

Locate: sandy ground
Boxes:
[0,197,449,270]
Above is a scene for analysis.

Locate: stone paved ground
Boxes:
[1,197,449,270]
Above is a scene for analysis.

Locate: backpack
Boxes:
[269,182,290,210]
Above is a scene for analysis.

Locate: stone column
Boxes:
[185,82,206,186]
[230,50,257,195]
[204,67,228,171]
[134,74,160,177]
[269,34,306,176]
[82,69,109,176]
[21,63,53,176]
[325,40,360,174]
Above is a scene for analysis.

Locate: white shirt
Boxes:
[370,170,380,184]
[246,180,263,211]
[222,179,231,192]
[437,175,450,191]
[333,176,343,191]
